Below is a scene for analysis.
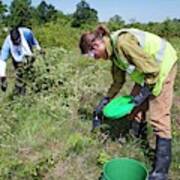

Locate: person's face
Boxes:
[13,37,21,46]
[88,39,108,60]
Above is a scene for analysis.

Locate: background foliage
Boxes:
[0,0,179,179]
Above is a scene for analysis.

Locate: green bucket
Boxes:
[103,96,135,119]
[102,158,148,180]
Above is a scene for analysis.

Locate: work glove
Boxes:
[92,96,110,130]
[133,86,152,107]
[0,77,7,92]
[95,96,110,115]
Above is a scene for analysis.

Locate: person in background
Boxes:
[0,26,44,95]
[79,25,178,180]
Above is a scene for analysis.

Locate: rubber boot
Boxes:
[149,136,171,180]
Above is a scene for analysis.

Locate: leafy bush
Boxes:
[0,36,179,180]
[33,23,80,50]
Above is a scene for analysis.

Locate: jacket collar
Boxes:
[103,36,113,59]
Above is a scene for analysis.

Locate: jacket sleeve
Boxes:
[117,33,160,85]
[0,36,10,76]
[23,28,41,50]
[107,62,126,99]
[0,36,10,62]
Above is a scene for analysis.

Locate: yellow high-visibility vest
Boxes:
[110,28,177,96]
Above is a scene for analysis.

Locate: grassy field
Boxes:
[0,39,179,180]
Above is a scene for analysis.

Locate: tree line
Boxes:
[0,0,180,38]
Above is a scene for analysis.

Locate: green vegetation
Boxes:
[0,43,179,180]
[0,0,179,179]
[71,0,98,28]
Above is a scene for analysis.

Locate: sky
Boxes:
[3,0,180,23]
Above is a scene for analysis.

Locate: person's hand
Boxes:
[133,86,151,107]
[0,77,7,92]
[95,96,110,115]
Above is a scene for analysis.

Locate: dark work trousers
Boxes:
[12,56,35,95]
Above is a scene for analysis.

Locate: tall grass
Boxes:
[0,42,179,179]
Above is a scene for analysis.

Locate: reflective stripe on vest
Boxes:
[129,29,167,63]
[112,28,167,63]
[110,29,143,77]
[156,38,167,63]
[128,29,146,47]
[110,28,177,96]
